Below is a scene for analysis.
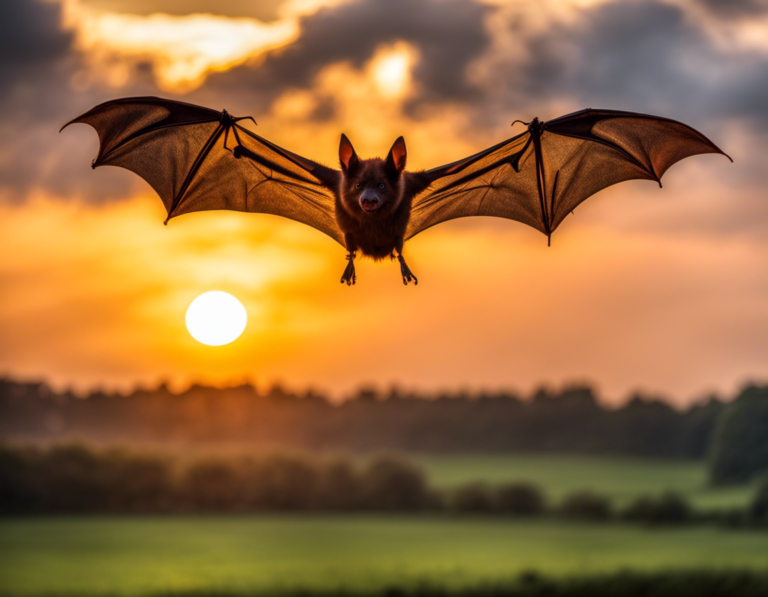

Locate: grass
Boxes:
[2,516,768,596]
[412,454,757,509]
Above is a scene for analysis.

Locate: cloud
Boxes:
[78,0,350,21]
[78,0,287,21]
[203,0,491,108]
[472,0,768,125]
[694,0,768,18]
[62,3,302,92]
[1,0,767,241]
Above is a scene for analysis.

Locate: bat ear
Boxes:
[385,136,407,176]
[339,134,359,172]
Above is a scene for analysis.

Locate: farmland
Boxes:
[2,516,768,596]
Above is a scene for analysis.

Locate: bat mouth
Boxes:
[360,200,380,214]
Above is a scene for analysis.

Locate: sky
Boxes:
[0,0,766,405]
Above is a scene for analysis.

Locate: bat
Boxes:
[62,97,731,286]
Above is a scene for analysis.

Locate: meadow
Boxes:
[3,516,768,596]
[2,454,764,597]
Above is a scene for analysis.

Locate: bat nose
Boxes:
[359,188,381,213]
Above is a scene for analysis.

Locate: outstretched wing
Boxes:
[62,97,344,245]
[407,109,731,242]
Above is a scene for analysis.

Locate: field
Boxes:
[413,454,757,509]
[3,516,768,596]
[2,455,763,597]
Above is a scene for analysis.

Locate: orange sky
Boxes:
[0,0,766,404]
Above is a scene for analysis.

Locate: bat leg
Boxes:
[397,254,418,286]
[340,252,356,286]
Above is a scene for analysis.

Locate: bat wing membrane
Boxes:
[407,109,730,241]
[62,97,344,246]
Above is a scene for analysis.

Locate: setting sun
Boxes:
[185,291,247,346]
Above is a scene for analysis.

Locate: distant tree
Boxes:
[360,456,429,511]
[749,481,768,525]
[0,445,39,512]
[102,450,172,512]
[317,458,362,510]
[622,492,691,525]
[181,460,241,511]
[560,491,612,520]
[494,483,546,516]
[252,454,320,510]
[709,385,768,484]
[448,482,495,514]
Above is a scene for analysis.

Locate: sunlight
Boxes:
[371,42,418,99]
[61,1,300,91]
[185,291,247,346]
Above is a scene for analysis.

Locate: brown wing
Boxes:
[62,96,344,245]
[407,109,731,242]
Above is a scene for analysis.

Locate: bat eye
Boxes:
[355,183,361,189]
[378,183,386,190]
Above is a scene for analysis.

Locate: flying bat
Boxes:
[62,97,731,286]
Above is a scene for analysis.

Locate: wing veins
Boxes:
[167,124,223,220]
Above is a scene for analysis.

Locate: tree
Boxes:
[709,385,768,485]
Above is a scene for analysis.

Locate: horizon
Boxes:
[3,373,762,410]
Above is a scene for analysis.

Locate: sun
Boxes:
[185,291,247,346]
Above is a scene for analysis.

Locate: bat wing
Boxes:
[407,109,731,243]
[62,97,344,245]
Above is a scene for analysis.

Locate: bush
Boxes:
[251,454,321,510]
[181,460,242,511]
[360,455,430,511]
[101,450,173,512]
[448,482,495,514]
[749,483,768,524]
[560,491,612,520]
[317,458,362,510]
[709,384,768,484]
[622,492,691,525]
[0,445,41,512]
[494,482,546,516]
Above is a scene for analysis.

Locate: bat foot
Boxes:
[340,253,356,286]
[397,254,418,286]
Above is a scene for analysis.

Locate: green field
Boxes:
[413,454,756,509]
[2,516,768,596]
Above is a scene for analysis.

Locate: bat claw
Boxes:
[340,253,356,286]
[397,254,418,286]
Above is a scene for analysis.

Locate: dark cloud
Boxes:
[695,0,768,18]
[204,0,491,109]
[508,0,768,128]
[0,0,71,76]
[0,0,148,202]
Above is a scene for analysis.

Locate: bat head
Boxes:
[338,134,407,219]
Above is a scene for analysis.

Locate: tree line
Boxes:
[2,443,768,526]
[1,379,765,483]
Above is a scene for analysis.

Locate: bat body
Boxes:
[334,134,431,284]
[62,98,731,286]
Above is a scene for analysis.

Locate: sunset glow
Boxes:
[62,1,300,91]
[0,0,764,404]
